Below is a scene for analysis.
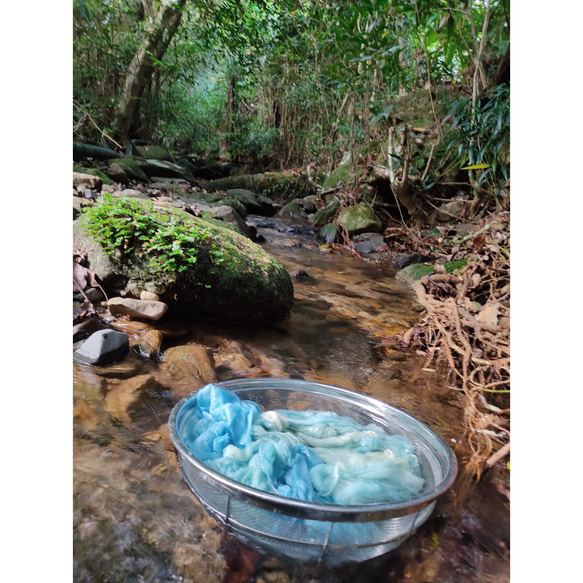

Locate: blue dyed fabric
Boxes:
[180,384,424,504]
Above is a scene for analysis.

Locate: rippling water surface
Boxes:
[73,216,510,583]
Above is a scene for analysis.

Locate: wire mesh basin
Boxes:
[169,378,458,566]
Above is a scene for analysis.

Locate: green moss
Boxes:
[82,194,216,276]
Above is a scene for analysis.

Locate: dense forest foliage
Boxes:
[73,0,509,202]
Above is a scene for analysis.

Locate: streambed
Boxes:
[73,216,510,582]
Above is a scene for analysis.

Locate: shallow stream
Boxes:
[73,216,510,582]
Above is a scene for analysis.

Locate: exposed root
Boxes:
[401,212,510,479]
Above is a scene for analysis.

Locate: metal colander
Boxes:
[169,378,458,566]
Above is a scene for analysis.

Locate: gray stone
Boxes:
[73,172,103,191]
[207,205,252,238]
[278,200,309,219]
[108,297,169,321]
[226,188,276,216]
[73,329,130,366]
[352,232,387,254]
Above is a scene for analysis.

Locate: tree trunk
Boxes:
[114,0,187,139]
[220,76,237,159]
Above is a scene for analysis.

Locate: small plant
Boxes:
[82,194,210,275]
[446,84,510,190]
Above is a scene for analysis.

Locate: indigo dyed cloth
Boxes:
[180,384,424,504]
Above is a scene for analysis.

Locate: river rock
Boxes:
[104,373,159,425]
[140,290,160,301]
[119,188,148,199]
[107,158,148,181]
[337,203,382,235]
[311,199,340,228]
[317,223,338,243]
[207,205,252,238]
[352,232,387,254]
[226,188,276,216]
[74,198,294,323]
[73,172,103,191]
[277,199,309,219]
[135,329,164,360]
[105,163,129,184]
[73,329,130,366]
[108,297,169,321]
[155,344,217,398]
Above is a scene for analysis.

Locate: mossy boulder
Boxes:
[73,196,294,323]
[337,203,382,235]
[323,164,356,190]
[135,145,173,162]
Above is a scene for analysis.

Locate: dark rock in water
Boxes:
[73,329,130,366]
[395,252,430,270]
[291,269,310,280]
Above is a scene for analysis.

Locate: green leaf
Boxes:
[461,163,491,170]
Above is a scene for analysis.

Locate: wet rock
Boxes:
[73,317,101,342]
[291,269,310,280]
[108,297,169,321]
[104,374,158,425]
[108,318,151,341]
[337,203,382,235]
[153,320,189,338]
[73,329,130,366]
[135,329,163,360]
[73,172,103,191]
[140,290,160,301]
[155,344,216,398]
